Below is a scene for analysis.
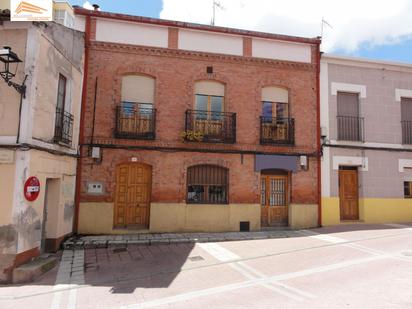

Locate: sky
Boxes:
[69,0,412,64]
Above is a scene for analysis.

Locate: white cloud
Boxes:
[82,1,94,10]
[160,0,412,52]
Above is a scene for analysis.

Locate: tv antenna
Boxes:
[211,0,224,26]
[321,17,333,38]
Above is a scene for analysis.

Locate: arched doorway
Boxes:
[260,169,290,227]
[114,163,152,229]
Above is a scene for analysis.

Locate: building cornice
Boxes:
[322,53,412,73]
[74,7,321,46]
[83,138,318,157]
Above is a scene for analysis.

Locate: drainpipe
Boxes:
[316,40,322,227]
[73,14,91,233]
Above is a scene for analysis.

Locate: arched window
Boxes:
[121,75,155,112]
[117,75,156,138]
[194,81,225,120]
[261,86,289,120]
[187,164,228,204]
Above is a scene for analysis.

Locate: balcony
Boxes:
[54,107,73,146]
[185,110,236,144]
[337,116,364,142]
[115,106,156,139]
[260,117,294,145]
[402,121,412,144]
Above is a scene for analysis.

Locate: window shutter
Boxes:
[262,87,288,103]
[337,92,359,117]
[401,98,412,121]
[195,81,225,96]
[121,75,155,104]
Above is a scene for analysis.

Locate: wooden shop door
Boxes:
[261,174,289,226]
[339,167,359,220]
[114,163,151,228]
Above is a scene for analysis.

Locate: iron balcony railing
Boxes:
[115,106,156,139]
[337,115,364,142]
[401,121,412,144]
[185,110,236,144]
[54,107,74,145]
[260,117,295,145]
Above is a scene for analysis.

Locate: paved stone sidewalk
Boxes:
[64,229,304,249]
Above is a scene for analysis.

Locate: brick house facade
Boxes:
[74,7,321,233]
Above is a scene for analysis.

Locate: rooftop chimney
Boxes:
[92,4,100,11]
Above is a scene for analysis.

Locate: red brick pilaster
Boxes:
[89,18,97,40]
[168,27,179,49]
[243,36,252,57]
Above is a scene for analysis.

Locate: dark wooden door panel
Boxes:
[261,175,289,226]
[114,163,151,228]
[339,169,359,220]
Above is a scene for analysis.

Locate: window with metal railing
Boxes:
[53,74,73,146]
[401,98,412,144]
[260,117,294,145]
[337,115,364,142]
[337,92,364,142]
[54,107,74,145]
[401,121,412,144]
[185,110,236,143]
[115,103,156,139]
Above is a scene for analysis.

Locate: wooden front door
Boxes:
[339,167,359,220]
[114,163,151,228]
[261,175,289,226]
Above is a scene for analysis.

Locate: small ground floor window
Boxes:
[187,164,228,204]
[404,181,412,198]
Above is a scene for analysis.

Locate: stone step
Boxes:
[13,255,58,284]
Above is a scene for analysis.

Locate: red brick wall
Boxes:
[243,37,252,57]
[80,149,318,204]
[168,27,179,49]
[79,40,319,205]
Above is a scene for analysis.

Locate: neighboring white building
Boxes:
[0,11,84,283]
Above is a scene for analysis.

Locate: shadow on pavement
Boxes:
[83,243,195,294]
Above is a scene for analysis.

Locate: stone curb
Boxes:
[64,231,299,249]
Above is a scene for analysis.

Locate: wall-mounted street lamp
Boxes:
[0,46,27,97]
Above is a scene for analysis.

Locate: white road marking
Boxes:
[298,230,346,243]
[121,254,385,309]
[385,223,412,231]
[299,229,412,263]
[68,250,85,309]
[198,243,240,261]
[50,290,64,309]
[237,261,315,300]
[50,249,84,309]
[199,242,315,301]
[228,263,256,280]
[259,283,304,301]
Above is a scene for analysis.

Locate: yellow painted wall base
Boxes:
[78,202,261,234]
[289,204,318,229]
[321,197,341,226]
[321,197,412,225]
[150,203,261,233]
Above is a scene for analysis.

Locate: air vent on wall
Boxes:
[240,221,250,232]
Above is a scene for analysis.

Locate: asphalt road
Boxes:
[1,223,412,308]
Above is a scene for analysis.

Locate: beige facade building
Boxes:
[321,54,412,225]
[0,11,84,282]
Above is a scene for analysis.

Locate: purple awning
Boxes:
[255,154,298,172]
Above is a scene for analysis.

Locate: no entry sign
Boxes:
[24,176,40,202]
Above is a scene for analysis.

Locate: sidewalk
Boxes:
[64,229,303,249]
